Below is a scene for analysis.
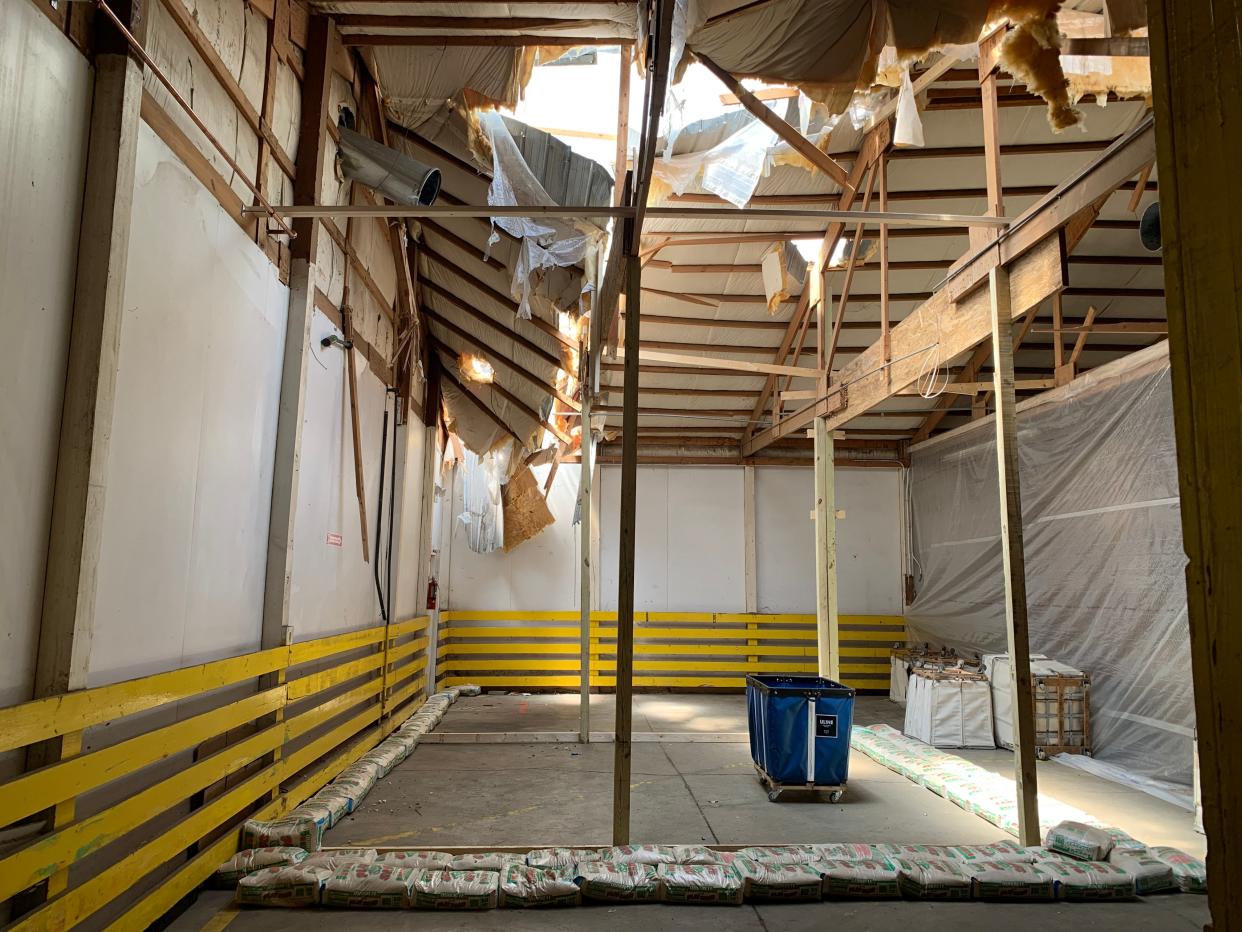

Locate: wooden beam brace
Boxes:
[695,52,850,189]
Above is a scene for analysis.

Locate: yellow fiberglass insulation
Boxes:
[989,0,1082,131]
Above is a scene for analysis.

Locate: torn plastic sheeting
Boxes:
[651,113,780,208]
[893,69,925,147]
[1052,753,1194,811]
[905,344,1193,785]
[456,445,508,554]
[477,112,605,320]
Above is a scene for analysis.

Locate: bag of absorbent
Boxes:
[1044,820,1115,861]
[575,861,660,902]
[526,847,603,869]
[1103,826,1148,856]
[672,845,728,865]
[304,792,350,826]
[498,865,581,907]
[657,863,744,905]
[819,858,901,898]
[1147,846,1208,893]
[322,864,416,908]
[1109,852,1177,895]
[731,858,823,901]
[334,762,379,796]
[214,847,307,887]
[241,815,327,852]
[458,683,483,697]
[736,845,818,864]
[302,849,377,873]
[876,844,956,860]
[968,860,1055,900]
[359,741,407,777]
[1035,860,1136,900]
[603,844,679,865]
[236,864,332,907]
[942,841,1032,864]
[376,850,453,869]
[811,843,882,861]
[449,852,526,871]
[410,869,500,909]
[895,857,972,899]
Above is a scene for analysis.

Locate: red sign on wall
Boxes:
[326,532,343,547]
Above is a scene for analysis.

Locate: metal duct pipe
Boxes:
[337,125,441,207]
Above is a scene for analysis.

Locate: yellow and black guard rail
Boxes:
[434,611,905,693]
[0,615,430,930]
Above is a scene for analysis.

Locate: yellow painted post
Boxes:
[45,730,82,897]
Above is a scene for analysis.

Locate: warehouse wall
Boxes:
[87,124,290,686]
[443,462,904,616]
[0,0,92,752]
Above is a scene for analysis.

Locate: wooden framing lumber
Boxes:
[988,266,1042,846]
[742,118,1157,456]
[813,419,839,680]
[695,52,850,188]
[612,45,631,207]
[1149,0,1242,913]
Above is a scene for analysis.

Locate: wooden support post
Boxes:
[613,250,640,844]
[743,465,758,613]
[1052,291,1065,371]
[612,46,631,207]
[1150,0,1242,916]
[813,419,839,680]
[988,265,1041,846]
[263,15,334,647]
[26,4,146,907]
[578,365,593,744]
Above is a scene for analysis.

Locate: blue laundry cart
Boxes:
[746,674,855,802]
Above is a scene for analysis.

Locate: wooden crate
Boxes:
[1032,673,1091,758]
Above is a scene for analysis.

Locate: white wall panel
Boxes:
[88,123,288,685]
[287,310,391,642]
[0,0,91,769]
[756,466,903,614]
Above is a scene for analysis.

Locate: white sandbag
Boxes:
[449,852,526,871]
[574,861,660,902]
[736,845,818,864]
[215,847,307,886]
[968,860,1055,900]
[895,857,971,899]
[604,844,679,865]
[302,850,376,872]
[1110,852,1177,895]
[732,858,823,901]
[322,864,416,908]
[359,742,407,777]
[1147,846,1207,893]
[241,815,326,852]
[672,845,727,865]
[334,762,379,795]
[876,844,956,860]
[811,843,882,861]
[376,850,453,869]
[818,858,901,898]
[458,683,483,697]
[943,842,1032,864]
[1045,821,1115,861]
[1035,860,1136,900]
[410,869,499,909]
[306,792,350,825]
[1103,826,1148,856]
[525,847,602,868]
[235,865,331,907]
[498,865,581,907]
[657,864,744,905]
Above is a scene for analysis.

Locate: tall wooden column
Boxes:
[612,250,641,843]
[578,363,594,744]
[261,14,333,650]
[988,266,1041,846]
[813,419,839,681]
[35,0,147,703]
[1150,0,1242,923]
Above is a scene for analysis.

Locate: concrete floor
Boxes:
[172,694,1209,931]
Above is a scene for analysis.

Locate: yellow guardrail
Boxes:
[0,615,431,931]
[435,611,905,692]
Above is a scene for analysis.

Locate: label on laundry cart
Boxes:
[816,714,838,738]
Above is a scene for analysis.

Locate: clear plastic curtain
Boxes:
[905,346,1195,786]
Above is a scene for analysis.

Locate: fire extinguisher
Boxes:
[426,577,438,610]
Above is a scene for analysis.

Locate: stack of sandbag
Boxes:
[214,847,308,887]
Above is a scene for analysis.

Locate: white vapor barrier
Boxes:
[905,344,1194,786]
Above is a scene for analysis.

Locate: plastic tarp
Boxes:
[905,343,1194,786]
[456,445,509,553]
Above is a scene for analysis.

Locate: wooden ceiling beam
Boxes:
[341,34,635,46]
